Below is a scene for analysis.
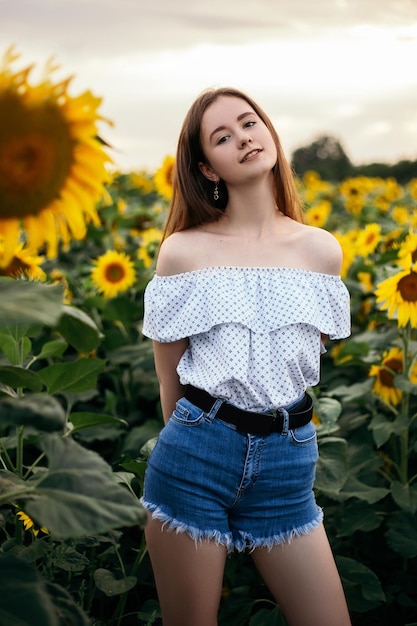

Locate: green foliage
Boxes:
[291,134,353,181]
[1,169,417,625]
[0,269,153,625]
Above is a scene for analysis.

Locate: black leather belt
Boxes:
[184,385,313,436]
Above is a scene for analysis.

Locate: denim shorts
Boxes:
[141,396,323,552]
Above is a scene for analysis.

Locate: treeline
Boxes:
[291,135,417,183]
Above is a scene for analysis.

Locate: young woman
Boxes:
[141,87,352,626]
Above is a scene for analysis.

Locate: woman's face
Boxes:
[198,95,277,187]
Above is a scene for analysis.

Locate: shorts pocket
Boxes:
[171,398,205,426]
[289,421,317,446]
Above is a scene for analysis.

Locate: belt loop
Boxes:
[206,398,224,423]
[280,408,290,435]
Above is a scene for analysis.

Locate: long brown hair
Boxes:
[163,87,304,239]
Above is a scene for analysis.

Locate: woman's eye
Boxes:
[217,135,229,145]
[244,120,256,128]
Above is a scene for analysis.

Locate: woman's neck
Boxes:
[218,183,279,237]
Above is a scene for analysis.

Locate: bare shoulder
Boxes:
[155,230,202,276]
[298,224,343,276]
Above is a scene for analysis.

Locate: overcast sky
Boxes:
[2,0,417,171]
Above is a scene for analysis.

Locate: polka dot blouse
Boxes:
[142,267,351,411]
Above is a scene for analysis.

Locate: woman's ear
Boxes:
[198,161,218,182]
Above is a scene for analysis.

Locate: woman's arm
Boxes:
[153,338,189,423]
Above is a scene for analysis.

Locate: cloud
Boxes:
[2,0,416,59]
[1,0,417,169]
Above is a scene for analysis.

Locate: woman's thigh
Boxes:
[145,517,227,626]
[251,523,351,626]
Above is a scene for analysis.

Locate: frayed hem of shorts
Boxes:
[140,498,234,550]
[234,507,324,553]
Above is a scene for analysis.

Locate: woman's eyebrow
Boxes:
[209,111,254,142]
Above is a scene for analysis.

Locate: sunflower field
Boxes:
[1,48,417,626]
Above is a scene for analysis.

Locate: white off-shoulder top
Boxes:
[142,267,351,411]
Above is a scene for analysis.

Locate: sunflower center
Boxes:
[105,262,126,284]
[379,357,402,387]
[0,91,74,218]
[397,271,417,302]
[0,256,30,278]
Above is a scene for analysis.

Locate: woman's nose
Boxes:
[239,133,252,148]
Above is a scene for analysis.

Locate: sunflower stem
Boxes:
[399,324,411,484]
[23,451,46,480]
[16,425,24,479]
[0,438,16,472]
[0,486,35,506]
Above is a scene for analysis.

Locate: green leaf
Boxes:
[386,511,417,558]
[0,555,90,625]
[0,366,43,392]
[35,340,68,360]
[102,297,140,326]
[328,379,373,403]
[249,606,286,625]
[315,437,348,494]
[44,582,90,626]
[315,397,342,434]
[391,481,417,514]
[56,305,104,353]
[336,555,385,613]
[0,280,64,327]
[137,600,162,623]
[369,412,408,448]
[337,500,384,536]
[121,421,162,457]
[94,568,137,596]
[21,435,146,538]
[0,553,60,626]
[339,476,389,504]
[119,459,147,480]
[0,394,66,432]
[69,411,128,434]
[0,333,31,365]
[337,341,370,359]
[38,358,106,393]
[0,470,27,500]
[51,547,89,572]
[394,373,417,394]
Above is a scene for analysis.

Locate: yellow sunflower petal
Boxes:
[91,250,136,299]
[0,48,112,258]
[0,217,20,267]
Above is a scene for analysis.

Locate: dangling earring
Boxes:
[213,181,219,201]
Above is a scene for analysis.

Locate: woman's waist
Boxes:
[178,371,308,412]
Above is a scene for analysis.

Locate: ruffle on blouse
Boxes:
[142,266,351,342]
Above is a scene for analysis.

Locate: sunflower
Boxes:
[339,176,373,215]
[301,171,332,204]
[137,227,162,268]
[408,178,417,202]
[369,346,417,406]
[154,155,175,201]
[0,47,112,267]
[130,170,154,195]
[0,240,45,279]
[305,200,331,228]
[16,509,48,536]
[356,223,382,257]
[375,266,417,327]
[397,230,417,269]
[334,231,357,278]
[391,206,409,226]
[49,268,72,303]
[91,249,136,298]
[357,271,374,294]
